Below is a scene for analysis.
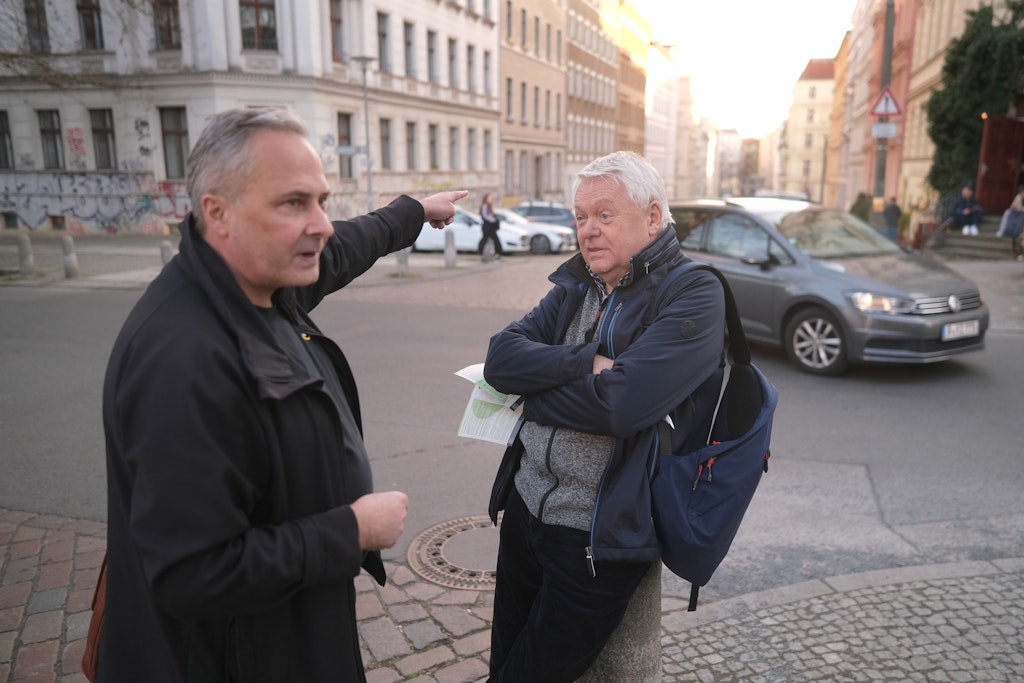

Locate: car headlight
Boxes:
[846,291,915,314]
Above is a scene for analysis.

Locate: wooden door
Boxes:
[975,116,1024,214]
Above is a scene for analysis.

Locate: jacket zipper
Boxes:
[535,427,559,520]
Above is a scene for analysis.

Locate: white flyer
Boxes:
[455,363,524,446]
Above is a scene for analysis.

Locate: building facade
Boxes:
[498,0,567,206]
[782,59,834,202]
[0,0,501,232]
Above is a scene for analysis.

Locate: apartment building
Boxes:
[497,0,567,206]
[0,0,501,232]
[782,59,834,202]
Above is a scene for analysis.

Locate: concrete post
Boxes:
[17,232,34,277]
[160,240,175,265]
[394,246,410,278]
[61,234,80,279]
[444,231,457,269]
[575,562,662,682]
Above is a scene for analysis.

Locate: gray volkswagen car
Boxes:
[669,197,989,375]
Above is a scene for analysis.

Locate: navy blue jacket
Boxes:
[485,228,726,567]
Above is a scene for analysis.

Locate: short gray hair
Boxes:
[186,106,308,225]
[571,151,671,228]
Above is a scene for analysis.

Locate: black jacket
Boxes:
[485,228,726,569]
[100,196,424,682]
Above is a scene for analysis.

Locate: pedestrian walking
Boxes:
[479,192,503,261]
[883,197,902,243]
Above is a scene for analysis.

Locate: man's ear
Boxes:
[648,201,663,235]
[201,194,230,238]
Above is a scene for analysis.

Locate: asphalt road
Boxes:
[1,250,1022,607]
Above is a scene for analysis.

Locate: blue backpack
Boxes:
[649,262,778,610]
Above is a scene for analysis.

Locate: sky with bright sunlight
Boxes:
[633,0,859,138]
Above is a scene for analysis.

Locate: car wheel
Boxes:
[783,306,849,376]
[530,235,552,255]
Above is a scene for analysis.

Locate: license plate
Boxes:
[942,320,979,341]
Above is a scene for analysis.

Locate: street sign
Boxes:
[872,122,898,138]
[870,86,902,117]
[336,144,366,156]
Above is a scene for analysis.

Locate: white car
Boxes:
[495,208,578,255]
[414,207,529,254]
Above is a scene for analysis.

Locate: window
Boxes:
[376,12,391,72]
[153,0,180,49]
[240,0,277,50]
[24,0,50,53]
[802,160,811,177]
[505,1,513,39]
[546,24,551,60]
[428,124,439,169]
[519,151,528,193]
[448,38,457,89]
[708,214,768,260]
[804,133,813,149]
[504,150,514,193]
[505,78,514,120]
[806,108,814,123]
[467,128,476,170]
[483,129,492,170]
[809,86,817,99]
[483,50,492,96]
[545,90,551,128]
[533,86,539,126]
[0,112,13,169]
[38,110,63,170]
[448,126,458,170]
[427,31,438,83]
[379,118,392,170]
[159,107,189,179]
[90,109,117,170]
[330,0,345,61]
[520,82,527,123]
[466,44,476,92]
[77,0,104,50]
[533,17,539,56]
[403,22,415,77]
[520,9,527,46]
[337,113,353,178]
[405,122,417,170]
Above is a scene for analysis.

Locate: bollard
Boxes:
[160,240,174,265]
[61,234,80,279]
[394,246,410,278]
[575,562,662,683]
[17,232,34,277]
[443,230,457,269]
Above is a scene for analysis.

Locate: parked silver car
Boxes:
[413,207,529,254]
[669,197,989,375]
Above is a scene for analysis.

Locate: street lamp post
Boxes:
[351,55,375,214]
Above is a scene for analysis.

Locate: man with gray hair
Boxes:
[484,151,726,681]
[100,106,466,682]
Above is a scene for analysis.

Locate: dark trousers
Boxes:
[479,222,503,255]
[487,488,650,683]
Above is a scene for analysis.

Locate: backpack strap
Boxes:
[651,261,750,364]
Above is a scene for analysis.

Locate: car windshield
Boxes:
[769,208,902,259]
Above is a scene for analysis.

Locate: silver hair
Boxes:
[186,106,308,227]
[571,151,671,228]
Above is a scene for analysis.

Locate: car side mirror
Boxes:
[740,252,773,271]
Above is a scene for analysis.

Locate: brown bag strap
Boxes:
[82,552,107,682]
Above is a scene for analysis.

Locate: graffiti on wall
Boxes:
[0,171,190,233]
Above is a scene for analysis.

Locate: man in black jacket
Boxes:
[100,106,465,682]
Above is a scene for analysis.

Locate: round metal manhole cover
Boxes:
[407,514,500,590]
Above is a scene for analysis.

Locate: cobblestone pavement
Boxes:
[2,509,1022,682]
[3,235,1024,681]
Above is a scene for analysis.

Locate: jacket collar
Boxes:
[176,214,319,400]
[562,226,682,290]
